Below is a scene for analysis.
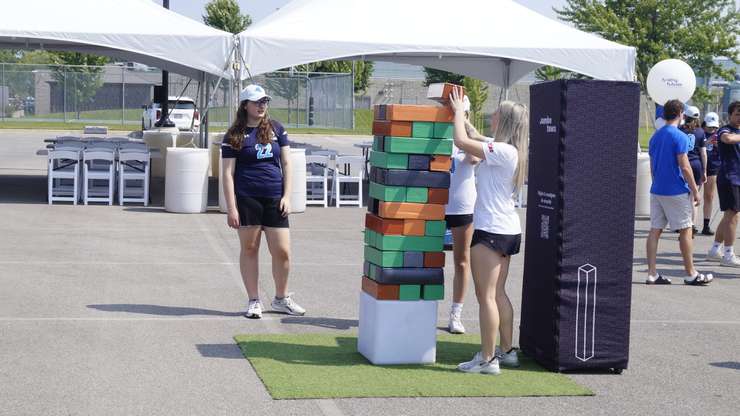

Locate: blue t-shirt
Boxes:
[221,121,290,198]
[649,125,690,196]
[717,124,740,186]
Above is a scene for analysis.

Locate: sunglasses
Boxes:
[254,98,271,106]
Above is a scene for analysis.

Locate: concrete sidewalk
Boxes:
[1,130,738,416]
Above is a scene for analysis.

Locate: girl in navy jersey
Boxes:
[222,84,306,319]
[701,112,721,235]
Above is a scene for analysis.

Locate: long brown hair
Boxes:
[226,101,273,150]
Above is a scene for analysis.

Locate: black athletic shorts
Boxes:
[471,230,521,257]
[236,195,289,228]
[445,214,473,228]
[689,159,703,186]
[717,179,740,212]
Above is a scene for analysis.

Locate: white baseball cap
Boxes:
[704,112,720,128]
[239,84,271,102]
[463,95,471,113]
[684,105,700,119]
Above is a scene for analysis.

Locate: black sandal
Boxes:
[684,273,713,286]
[646,274,672,285]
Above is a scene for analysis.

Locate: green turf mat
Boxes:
[234,333,593,399]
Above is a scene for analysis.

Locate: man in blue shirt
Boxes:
[707,101,740,267]
[646,99,713,285]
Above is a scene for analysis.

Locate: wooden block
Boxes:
[405,187,428,203]
[422,284,445,300]
[399,285,422,300]
[402,219,426,236]
[427,83,465,103]
[365,229,444,252]
[424,220,447,237]
[408,154,431,171]
[372,120,412,137]
[364,261,445,285]
[369,182,407,202]
[372,136,385,152]
[402,251,425,267]
[367,197,380,215]
[385,104,454,122]
[374,105,387,121]
[369,150,408,170]
[379,201,446,220]
[362,276,400,300]
[424,252,446,268]
[429,155,452,172]
[384,137,453,155]
[365,213,404,235]
[433,122,454,139]
[364,245,404,268]
[371,167,451,188]
[412,121,435,138]
[427,188,449,205]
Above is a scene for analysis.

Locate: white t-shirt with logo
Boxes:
[445,144,476,215]
[473,141,521,235]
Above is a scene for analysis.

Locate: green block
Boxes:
[372,136,384,152]
[433,122,454,139]
[424,220,447,236]
[422,284,445,300]
[364,245,404,268]
[365,229,443,252]
[369,182,407,202]
[405,187,428,203]
[384,137,453,155]
[412,122,434,138]
[369,150,408,170]
[399,285,422,300]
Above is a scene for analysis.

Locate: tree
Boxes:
[50,52,108,119]
[423,68,464,87]
[295,60,375,93]
[534,66,590,81]
[555,0,739,103]
[462,77,489,130]
[202,0,251,34]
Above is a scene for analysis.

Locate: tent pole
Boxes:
[503,58,511,101]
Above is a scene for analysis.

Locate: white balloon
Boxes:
[646,59,696,105]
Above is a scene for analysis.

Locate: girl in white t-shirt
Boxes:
[448,87,529,375]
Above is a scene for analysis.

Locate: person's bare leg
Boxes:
[678,227,696,276]
[722,210,738,248]
[703,176,716,224]
[237,226,262,300]
[646,228,662,277]
[495,256,514,352]
[470,244,503,361]
[263,226,291,298]
[451,224,474,304]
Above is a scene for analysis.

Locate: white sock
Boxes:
[451,303,463,314]
[723,246,734,259]
[711,241,723,252]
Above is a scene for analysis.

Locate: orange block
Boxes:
[379,201,445,220]
[427,83,466,102]
[362,276,399,300]
[402,219,426,236]
[424,252,446,268]
[372,120,412,137]
[385,105,454,123]
[430,155,452,172]
[427,188,449,205]
[365,213,404,235]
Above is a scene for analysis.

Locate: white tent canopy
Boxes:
[238,0,636,86]
[0,0,234,79]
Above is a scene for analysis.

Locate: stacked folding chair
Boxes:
[358,102,454,365]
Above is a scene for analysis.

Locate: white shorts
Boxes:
[650,193,693,230]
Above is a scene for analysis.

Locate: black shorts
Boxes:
[236,195,289,228]
[471,230,521,257]
[717,179,740,212]
[689,158,703,185]
[707,160,721,177]
[445,214,473,228]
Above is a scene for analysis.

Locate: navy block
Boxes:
[364,262,445,285]
[370,167,450,188]
[403,251,425,267]
[408,154,431,171]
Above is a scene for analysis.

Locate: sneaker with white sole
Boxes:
[245,299,262,319]
[707,248,723,261]
[495,346,520,367]
[271,294,306,316]
[720,254,740,268]
[448,310,465,334]
[457,352,501,375]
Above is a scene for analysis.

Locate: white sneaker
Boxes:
[271,294,306,316]
[245,299,262,319]
[457,352,501,375]
[495,346,520,367]
[707,248,723,261]
[720,254,740,268]
[448,310,465,334]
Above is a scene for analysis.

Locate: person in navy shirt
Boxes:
[700,112,721,235]
[680,105,705,235]
[707,101,740,267]
[222,84,306,319]
[646,99,712,285]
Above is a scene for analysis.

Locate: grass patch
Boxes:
[234,333,593,400]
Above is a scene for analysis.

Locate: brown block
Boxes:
[379,201,446,220]
[385,105,454,123]
[427,188,449,205]
[365,213,404,235]
[402,219,426,236]
[362,276,399,300]
[427,83,466,102]
[372,120,412,137]
[430,155,452,172]
[424,252,446,268]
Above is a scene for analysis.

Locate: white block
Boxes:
[357,291,437,365]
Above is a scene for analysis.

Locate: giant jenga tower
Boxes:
[358,94,455,365]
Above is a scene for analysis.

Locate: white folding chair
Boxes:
[306,155,330,207]
[333,155,364,207]
[82,148,115,205]
[55,136,82,143]
[118,150,150,206]
[117,142,148,152]
[48,149,81,205]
